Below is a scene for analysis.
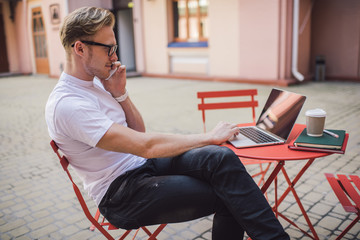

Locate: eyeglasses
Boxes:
[71,40,118,56]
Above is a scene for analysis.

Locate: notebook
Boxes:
[293,129,346,149]
[229,88,306,148]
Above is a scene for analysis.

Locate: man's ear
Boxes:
[73,41,85,56]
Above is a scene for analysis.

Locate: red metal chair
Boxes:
[50,140,167,240]
[324,173,360,240]
[197,89,273,186]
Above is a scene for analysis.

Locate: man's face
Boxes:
[83,26,118,79]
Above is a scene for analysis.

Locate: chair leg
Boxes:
[90,208,166,240]
[336,214,360,240]
[119,230,133,240]
[90,209,102,231]
[130,229,140,240]
[119,224,167,240]
[147,224,167,240]
[255,163,272,186]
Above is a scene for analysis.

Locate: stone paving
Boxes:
[0,74,359,239]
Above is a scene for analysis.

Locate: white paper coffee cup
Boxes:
[305,109,326,137]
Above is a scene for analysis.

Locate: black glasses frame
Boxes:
[71,40,118,56]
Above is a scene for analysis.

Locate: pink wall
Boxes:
[2,1,32,74]
[238,0,280,80]
[3,0,295,83]
[68,0,111,12]
[140,0,296,84]
[5,0,356,83]
[208,0,240,77]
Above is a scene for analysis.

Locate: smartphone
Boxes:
[105,61,121,80]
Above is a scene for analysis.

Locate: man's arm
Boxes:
[118,96,145,132]
[96,121,240,159]
[98,64,240,158]
[100,64,145,132]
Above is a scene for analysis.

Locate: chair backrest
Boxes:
[50,140,115,239]
[197,89,258,132]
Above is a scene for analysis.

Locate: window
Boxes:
[172,0,209,43]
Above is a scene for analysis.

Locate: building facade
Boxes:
[1,0,359,85]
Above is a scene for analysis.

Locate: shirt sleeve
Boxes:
[54,95,114,147]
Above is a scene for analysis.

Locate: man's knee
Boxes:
[200,145,243,168]
[201,145,235,156]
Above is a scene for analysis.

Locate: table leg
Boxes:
[260,161,283,193]
[272,158,319,240]
[277,158,315,205]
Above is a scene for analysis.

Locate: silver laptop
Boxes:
[229,88,306,148]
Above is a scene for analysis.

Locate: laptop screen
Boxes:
[256,88,306,140]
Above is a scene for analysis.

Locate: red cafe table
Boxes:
[224,123,336,240]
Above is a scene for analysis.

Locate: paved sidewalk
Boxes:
[0,74,359,239]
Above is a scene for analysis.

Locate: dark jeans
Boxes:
[99,145,289,240]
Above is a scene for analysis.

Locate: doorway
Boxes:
[116,8,136,72]
[32,7,49,74]
[0,3,9,73]
[311,0,360,81]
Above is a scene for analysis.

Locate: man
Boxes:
[45,6,289,239]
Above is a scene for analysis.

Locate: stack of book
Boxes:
[289,128,348,154]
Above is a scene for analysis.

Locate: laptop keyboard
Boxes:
[239,127,279,144]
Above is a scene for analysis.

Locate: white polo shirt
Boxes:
[45,72,146,205]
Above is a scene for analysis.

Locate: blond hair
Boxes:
[60,7,115,51]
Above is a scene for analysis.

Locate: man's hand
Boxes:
[100,62,127,97]
[207,121,240,145]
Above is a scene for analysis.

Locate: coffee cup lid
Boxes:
[305,108,326,117]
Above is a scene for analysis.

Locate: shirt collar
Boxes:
[61,72,94,87]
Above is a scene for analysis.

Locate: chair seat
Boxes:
[325,173,360,240]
